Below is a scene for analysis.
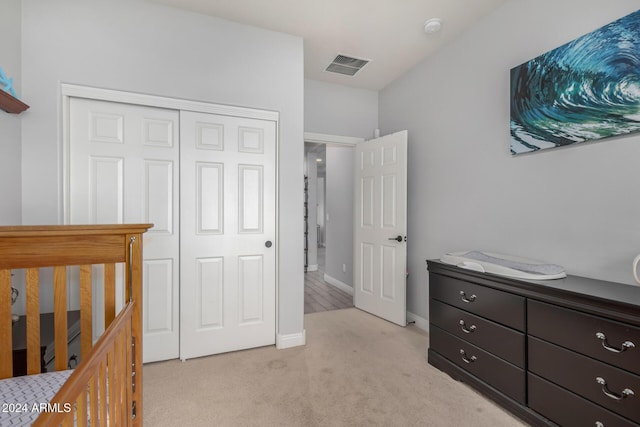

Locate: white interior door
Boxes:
[69,98,180,362]
[179,111,276,360]
[354,130,408,326]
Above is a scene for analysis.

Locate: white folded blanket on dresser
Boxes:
[440,250,566,280]
[462,251,565,275]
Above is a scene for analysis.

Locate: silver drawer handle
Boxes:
[68,354,78,369]
[459,319,477,334]
[595,377,635,401]
[460,349,477,364]
[595,332,635,353]
[459,291,476,303]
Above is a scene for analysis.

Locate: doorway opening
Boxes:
[303,130,409,326]
[303,135,358,314]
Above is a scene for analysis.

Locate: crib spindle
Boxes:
[125,313,133,422]
[105,262,116,328]
[26,268,41,375]
[0,269,12,379]
[89,374,99,426]
[108,346,116,423]
[77,388,88,427]
[99,359,107,424]
[79,264,93,358]
[114,331,123,423]
[53,265,68,372]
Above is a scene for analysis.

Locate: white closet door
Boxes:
[179,111,276,360]
[69,98,180,362]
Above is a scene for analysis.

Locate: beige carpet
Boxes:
[144,308,527,426]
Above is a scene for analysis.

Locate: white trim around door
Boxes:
[304,132,363,146]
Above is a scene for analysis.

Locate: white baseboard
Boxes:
[323,273,354,296]
[276,330,306,349]
[307,264,318,272]
[407,311,429,332]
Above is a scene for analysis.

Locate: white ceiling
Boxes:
[147,0,507,91]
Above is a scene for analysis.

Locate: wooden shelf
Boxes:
[0,89,29,114]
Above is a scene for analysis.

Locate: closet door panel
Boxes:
[180,111,276,360]
[69,98,180,362]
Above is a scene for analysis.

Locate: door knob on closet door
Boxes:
[265,241,272,248]
[388,235,403,242]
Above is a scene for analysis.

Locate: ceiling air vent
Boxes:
[325,54,370,76]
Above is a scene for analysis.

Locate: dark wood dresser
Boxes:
[12,310,81,376]
[427,259,640,427]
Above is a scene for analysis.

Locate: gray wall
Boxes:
[325,145,355,286]
[0,0,22,224]
[305,78,379,139]
[20,0,304,336]
[379,0,640,321]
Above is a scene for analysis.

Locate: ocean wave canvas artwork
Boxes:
[510,10,640,155]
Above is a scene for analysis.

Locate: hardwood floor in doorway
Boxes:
[304,248,354,314]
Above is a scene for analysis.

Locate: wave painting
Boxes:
[510,10,640,155]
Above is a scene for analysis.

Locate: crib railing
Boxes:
[33,302,135,426]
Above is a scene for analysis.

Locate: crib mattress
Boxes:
[0,369,73,426]
[440,251,566,280]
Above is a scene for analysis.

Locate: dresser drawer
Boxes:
[529,336,640,422]
[529,373,638,427]
[44,331,81,372]
[529,300,640,375]
[430,326,525,403]
[430,299,525,367]
[430,274,525,330]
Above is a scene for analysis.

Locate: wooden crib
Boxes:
[0,224,151,426]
